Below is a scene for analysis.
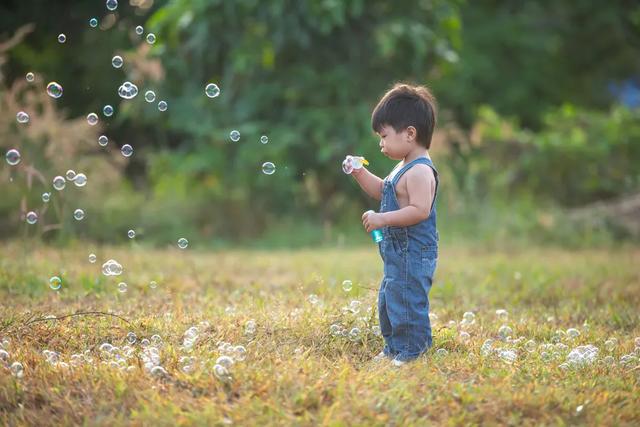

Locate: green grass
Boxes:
[0,241,639,426]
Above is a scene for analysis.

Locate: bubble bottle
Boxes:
[341,155,369,175]
[364,210,384,243]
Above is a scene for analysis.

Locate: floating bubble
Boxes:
[65,169,76,181]
[106,0,118,11]
[16,111,29,124]
[233,345,247,361]
[216,355,234,369]
[127,229,135,239]
[98,135,108,146]
[25,72,34,82]
[74,173,87,187]
[244,319,257,336]
[349,327,361,341]
[349,300,361,313]
[121,144,133,157]
[149,280,157,289]
[5,149,21,166]
[117,81,138,99]
[103,105,114,117]
[126,332,136,344]
[49,276,62,290]
[46,82,63,98]
[87,113,98,126]
[73,208,85,221]
[135,25,144,35]
[308,294,319,305]
[229,130,240,142]
[525,339,536,353]
[566,344,598,367]
[177,238,188,249]
[262,162,276,175]
[499,349,517,364]
[88,253,97,263]
[205,83,220,98]
[149,366,167,378]
[342,279,353,292]
[372,325,382,336]
[144,90,156,103]
[53,176,66,191]
[42,192,51,203]
[58,34,66,43]
[146,33,156,44]
[0,349,9,363]
[26,211,38,225]
[260,135,269,144]
[101,259,123,276]
[459,331,471,343]
[158,100,167,111]
[111,55,123,69]
[117,282,127,293]
[10,361,24,378]
[462,311,476,323]
[89,18,98,28]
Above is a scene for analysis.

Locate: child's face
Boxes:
[376,125,411,160]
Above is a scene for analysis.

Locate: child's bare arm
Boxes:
[352,167,384,201]
[382,165,434,226]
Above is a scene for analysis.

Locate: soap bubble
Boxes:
[73,208,85,221]
[213,364,231,382]
[342,279,353,292]
[117,282,127,293]
[462,311,476,323]
[89,18,98,28]
[205,83,220,98]
[26,211,38,225]
[261,162,276,175]
[65,169,76,181]
[349,300,362,313]
[42,192,51,203]
[58,34,66,43]
[566,344,598,367]
[349,327,361,341]
[498,325,513,340]
[459,331,471,343]
[74,173,87,187]
[53,176,66,190]
[177,238,188,249]
[88,253,97,263]
[499,349,517,364]
[98,135,108,146]
[5,149,21,166]
[146,33,156,44]
[135,25,144,35]
[25,72,34,82]
[495,309,508,321]
[87,113,98,126]
[566,328,581,339]
[144,90,156,103]
[121,144,133,157]
[260,135,269,144]
[117,81,138,99]
[216,355,234,369]
[307,294,319,305]
[101,259,124,276]
[111,55,123,68]
[244,319,257,336]
[604,337,617,352]
[149,280,157,289]
[46,82,63,98]
[229,130,240,142]
[10,361,24,378]
[149,366,167,378]
[436,348,448,356]
[102,105,114,118]
[525,339,536,353]
[49,276,62,290]
[106,0,118,11]
[158,100,167,111]
[233,345,247,361]
[16,111,30,124]
[127,229,135,239]
[0,349,9,363]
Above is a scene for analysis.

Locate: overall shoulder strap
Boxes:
[391,157,440,212]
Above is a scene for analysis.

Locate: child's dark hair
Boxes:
[371,83,437,149]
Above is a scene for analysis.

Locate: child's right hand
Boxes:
[342,155,368,175]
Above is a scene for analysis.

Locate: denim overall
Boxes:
[378,156,439,362]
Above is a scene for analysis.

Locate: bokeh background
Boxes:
[1,0,639,248]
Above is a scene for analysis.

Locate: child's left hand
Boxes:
[362,210,386,232]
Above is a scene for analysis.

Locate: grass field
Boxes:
[0,241,639,426]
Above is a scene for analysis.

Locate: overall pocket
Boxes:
[421,246,438,279]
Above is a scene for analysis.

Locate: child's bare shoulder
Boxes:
[406,163,435,183]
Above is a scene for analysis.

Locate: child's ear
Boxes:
[406,126,417,143]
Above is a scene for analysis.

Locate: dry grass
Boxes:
[0,241,639,426]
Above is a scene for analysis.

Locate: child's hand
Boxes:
[362,210,386,232]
